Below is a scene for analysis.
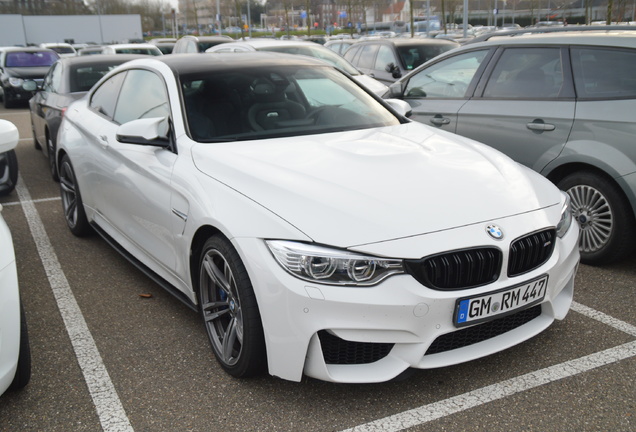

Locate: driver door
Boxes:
[398,48,493,132]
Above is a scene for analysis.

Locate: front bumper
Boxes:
[235,211,580,383]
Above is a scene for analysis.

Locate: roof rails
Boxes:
[464,25,636,44]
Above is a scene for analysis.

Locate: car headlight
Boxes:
[266,240,404,286]
[556,192,573,238]
[8,77,24,87]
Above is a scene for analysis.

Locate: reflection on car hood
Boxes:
[192,123,560,248]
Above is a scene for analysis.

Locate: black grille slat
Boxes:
[318,331,394,365]
[508,229,556,277]
[425,305,542,355]
[405,247,502,290]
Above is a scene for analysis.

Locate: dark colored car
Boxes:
[28,54,144,181]
[386,31,636,265]
[343,37,459,84]
[0,47,59,108]
[171,35,233,54]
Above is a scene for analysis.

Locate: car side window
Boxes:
[186,40,197,53]
[482,47,563,99]
[49,62,63,92]
[113,69,170,125]
[571,47,636,99]
[375,45,395,71]
[404,49,488,98]
[90,71,127,119]
[357,44,379,69]
[42,63,59,92]
[342,44,360,63]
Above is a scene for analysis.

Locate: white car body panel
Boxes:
[57,55,580,383]
[0,119,21,395]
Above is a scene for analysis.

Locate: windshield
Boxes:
[181,65,400,142]
[5,51,59,67]
[260,45,361,75]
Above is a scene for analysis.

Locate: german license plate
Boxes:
[454,275,548,327]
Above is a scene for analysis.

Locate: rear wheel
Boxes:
[47,133,59,181]
[0,150,18,196]
[557,171,636,265]
[197,235,266,378]
[31,119,41,150]
[59,154,91,236]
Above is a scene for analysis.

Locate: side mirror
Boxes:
[22,80,38,92]
[387,82,405,98]
[116,117,171,147]
[384,99,412,118]
[0,119,19,153]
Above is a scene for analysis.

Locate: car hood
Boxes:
[192,123,560,248]
[4,66,51,79]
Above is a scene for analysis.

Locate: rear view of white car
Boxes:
[0,119,31,395]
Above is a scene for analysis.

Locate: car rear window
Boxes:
[396,44,457,70]
[5,51,58,67]
[71,64,122,93]
[571,47,636,99]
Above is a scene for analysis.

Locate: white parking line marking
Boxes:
[15,176,135,432]
[571,301,636,337]
[340,341,636,432]
[2,196,61,206]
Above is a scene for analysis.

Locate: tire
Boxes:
[557,171,636,265]
[59,154,91,236]
[0,150,18,196]
[31,119,41,150]
[8,300,31,391]
[47,133,59,182]
[197,235,266,378]
[3,92,16,109]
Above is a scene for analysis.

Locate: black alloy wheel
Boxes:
[59,154,91,236]
[198,235,266,378]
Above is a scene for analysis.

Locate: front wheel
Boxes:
[557,171,636,265]
[197,235,266,378]
[59,154,91,236]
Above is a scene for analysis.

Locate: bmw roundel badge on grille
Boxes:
[486,224,504,240]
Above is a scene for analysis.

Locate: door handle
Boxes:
[526,119,555,132]
[430,115,451,126]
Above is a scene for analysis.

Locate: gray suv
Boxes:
[387,31,636,265]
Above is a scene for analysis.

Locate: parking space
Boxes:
[0,106,634,432]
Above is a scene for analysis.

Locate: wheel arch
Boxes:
[545,162,636,219]
[189,224,225,305]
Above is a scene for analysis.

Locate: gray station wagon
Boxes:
[386,31,636,265]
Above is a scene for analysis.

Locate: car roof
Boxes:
[466,25,636,43]
[125,51,331,75]
[462,30,636,49]
[354,37,459,47]
[105,43,159,49]
[221,39,325,49]
[56,54,147,67]
[181,35,233,41]
[2,46,55,53]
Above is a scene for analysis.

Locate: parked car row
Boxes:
[0,27,634,385]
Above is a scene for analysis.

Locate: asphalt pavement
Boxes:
[0,105,634,432]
